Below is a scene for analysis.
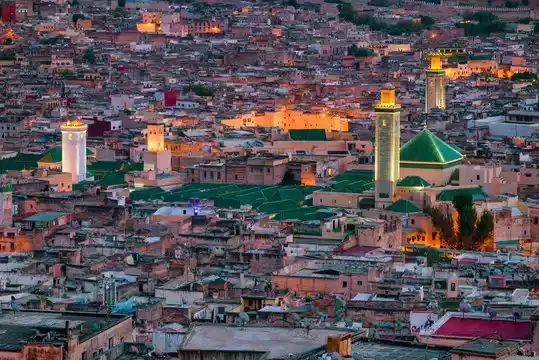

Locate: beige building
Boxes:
[221,109,348,132]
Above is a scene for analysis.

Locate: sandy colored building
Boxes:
[221,109,348,132]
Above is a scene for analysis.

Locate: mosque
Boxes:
[374,84,464,210]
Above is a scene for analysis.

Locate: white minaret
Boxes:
[61,120,88,184]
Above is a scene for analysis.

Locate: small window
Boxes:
[217,172,221,180]
[476,175,480,181]
[411,219,415,225]
[108,337,114,349]
[357,281,362,285]
[267,168,270,173]
[342,281,347,288]
[534,217,538,225]
[82,352,87,360]
[235,175,238,180]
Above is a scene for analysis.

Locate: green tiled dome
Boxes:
[400,128,463,165]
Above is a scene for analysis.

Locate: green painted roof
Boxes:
[469,55,492,61]
[0,152,42,171]
[257,199,299,214]
[24,211,66,222]
[273,206,333,221]
[400,128,464,164]
[130,187,165,201]
[38,147,95,164]
[289,129,327,141]
[385,199,422,213]
[333,170,374,183]
[99,172,127,187]
[359,197,375,205]
[436,187,488,202]
[397,176,431,188]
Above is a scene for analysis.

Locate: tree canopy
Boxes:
[511,71,537,81]
[83,47,97,65]
[72,13,85,24]
[348,44,375,57]
[457,11,506,36]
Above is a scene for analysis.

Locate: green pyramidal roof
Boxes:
[397,176,431,188]
[385,199,422,213]
[400,128,463,164]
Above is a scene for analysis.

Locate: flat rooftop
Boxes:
[180,325,347,359]
[0,310,130,351]
[350,341,448,360]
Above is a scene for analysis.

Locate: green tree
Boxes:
[281,170,300,185]
[71,0,79,6]
[338,2,356,22]
[462,11,474,21]
[72,13,85,23]
[505,0,519,7]
[184,85,215,96]
[385,20,422,35]
[424,206,456,248]
[452,194,496,250]
[475,211,494,248]
[284,0,298,7]
[511,71,537,81]
[117,0,126,7]
[473,11,498,23]
[3,38,12,45]
[113,7,128,18]
[348,44,374,57]
[420,15,435,29]
[83,47,96,64]
[367,0,391,7]
[0,50,16,61]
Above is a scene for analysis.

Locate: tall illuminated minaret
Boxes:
[374,84,401,209]
[61,119,88,184]
[143,121,171,173]
[425,54,446,113]
[147,122,165,153]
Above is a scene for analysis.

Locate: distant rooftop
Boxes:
[180,324,348,359]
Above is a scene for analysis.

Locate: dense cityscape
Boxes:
[0,0,537,359]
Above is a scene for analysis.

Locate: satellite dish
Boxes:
[487,307,497,320]
[237,312,250,329]
[459,301,472,318]
[512,307,521,321]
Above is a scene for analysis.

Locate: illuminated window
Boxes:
[382,119,387,127]
[68,133,72,141]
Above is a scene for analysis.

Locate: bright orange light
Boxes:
[210,27,221,33]
[430,56,442,70]
[136,23,157,33]
[430,33,437,38]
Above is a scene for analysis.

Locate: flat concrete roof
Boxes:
[180,325,347,359]
[351,341,448,360]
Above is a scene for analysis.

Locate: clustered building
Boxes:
[0,0,537,359]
